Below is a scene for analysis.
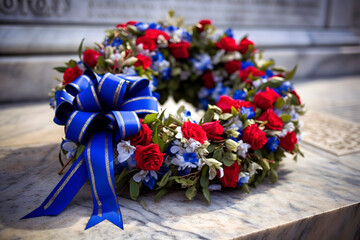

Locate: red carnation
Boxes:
[257,109,283,130]
[215,36,239,51]
[238,37,256,55]
[134,54,152,69]
[196,19,212,32]
[134,143,165,171]
[242,124,267,150]
[291,90,302,105]
[136,36,156,51]
[83,49,101,68]
[144,29,170,41]
[201,121,223,141]
[225,60,241,75]
[168,41,191,59]
[201,71,215,89]
[253,87,280,110]
[217,162,241,188]
[63,66,83,85]
[279,131,298,153]
[126,119,152,146]
[239,66,265,84]
[181,121,208,144]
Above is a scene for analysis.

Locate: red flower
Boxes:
[217,162,241,188]
[242,124,267,150]
[136,36,156,51]
[216,96,256,113]
[134,54,152,69]
[196,19,212,32]
[144,29,170,41]
[201,121,223,141]
[201,71,215,89]
[239,66,265,84]
[126,119,152,146]
[238,37,255,55]
[63,66,83,85]
[168,41,191,59]
[215,36,239,51]
[83,49,101,68]
[181,121,208,144]
[253,87,280,110]
[291,90,302,105]
[224,60,241,75]
[116,21,138,29]
[257,109,283,130]
[279,131,298,153]
[134,144,165,171]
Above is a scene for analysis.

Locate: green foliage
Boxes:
[78,38,85,60]
[185,186,197,200]
[53,67,68,73]
[129,178,140,200]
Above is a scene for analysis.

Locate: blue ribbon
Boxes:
[23,70,158,229]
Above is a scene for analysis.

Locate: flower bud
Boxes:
[225,139,240,152]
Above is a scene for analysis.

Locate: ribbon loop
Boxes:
[54,90,75,125]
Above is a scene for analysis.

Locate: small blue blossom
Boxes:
[143,175,157,189]
[241,61,254,70]
[178,167,192,176]
[265,69,274,78]
[241,107,256,119]
[233,90,247,100]
[273,81,294,96]
[112,38,123,47]
[166,25,178,32]
[191,54,213,74]
[134,22,149,31]
[183,152,198,165]
[265,137,279,153]
[182,31,192,42]
[237,173,250,187]
[225,28,234,38]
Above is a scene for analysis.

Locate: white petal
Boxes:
[133,172,143,183]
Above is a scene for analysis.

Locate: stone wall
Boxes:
[0,0,359,102]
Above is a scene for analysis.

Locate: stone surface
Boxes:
[0,75,360,239]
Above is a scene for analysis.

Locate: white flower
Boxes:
[237,140,251,158]
[212,49,225,64]
[133,170,158,183]
[170,153,198,170]
[248,162,263,176]
[116,140,136,164]
[62,139,77,160]
[279,122,295,137]
[200,158,223,180]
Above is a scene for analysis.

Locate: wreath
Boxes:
[24,12,305,229]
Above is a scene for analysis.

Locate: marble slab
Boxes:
[0,100,359,239]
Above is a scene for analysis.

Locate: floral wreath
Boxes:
[23,12,305,230]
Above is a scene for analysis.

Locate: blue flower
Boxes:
[152,52,165,62]
[112,38,123,47]
[241,107,256,119]
[178,167,192,176]
[158,165,170,177]
[199,98,209,110]
[182,31,192,42]
[241,61,254,70]
[237,174,250,187]
[161,67,171,81]
[143,175,157,190]
[191,54,213,73]
[265,137,279,153]
[166,25,178,32]
[225,28,234,38]
[273,81,293,96]
[266,69,274,78]
[183,152,198,165]
[134,22,149,31]
[233,90,247,100]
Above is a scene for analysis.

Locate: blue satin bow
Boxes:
[23,70,158,229]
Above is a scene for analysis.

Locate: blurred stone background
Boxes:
[0,0,359,102]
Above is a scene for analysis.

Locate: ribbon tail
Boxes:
[22,155,88,219]
[84,131,123,229]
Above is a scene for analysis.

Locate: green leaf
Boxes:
[272,66,287,72]
[154,188,168,202]
[202,187,211,204]
[78,38,85,61]
[207,143,217,154]
[115,168,129,186]
[258,158,270,171]
[156,170,171,189]
[175,177,197,188]
[219,113,233,121]
[143,113,158,124]
[65,59,78,68]
[97,56,106,69]
[176,105,185,118]
[254,149,263,159]
[274,97,285,109]
[53,66,68,73]
[241,183,250,194]
[75,145,85,160]
[129,178,140,200]
[200,165,209,188]
[213,148,223,161]
[222,152,237,167]
[258,76,284,91]
[268,168,278,183]
[185,186,197,200]
[203,109,215,123]
[284,65,297,80]
[280,114,292,123]
[290,94,300,106]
